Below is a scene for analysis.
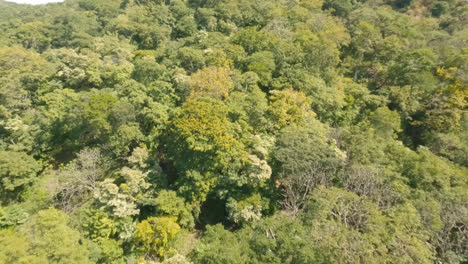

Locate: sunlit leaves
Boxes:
[188,67,233,100]
[135,216,181,258]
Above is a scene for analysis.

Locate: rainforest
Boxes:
[0,0,466,263]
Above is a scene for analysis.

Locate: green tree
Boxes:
[177,47,206,73]
[109,123,145,158]
[323,0,357,16]
[432,1,450,17]
[83,92,118,143]
[231,26,273,54]
[34,88,86,158]
[18,208,92,264]
[154,190,195,229]
[191,224,251,264]
[369,107,402,138]
[0,229,46,264]
[0,151,41,203]
[245,51,275,87]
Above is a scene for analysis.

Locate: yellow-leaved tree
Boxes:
[188,66,232,101]
[135,216,181,259]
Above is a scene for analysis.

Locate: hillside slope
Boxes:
[0,0,466,263]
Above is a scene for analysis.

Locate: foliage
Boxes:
[18,208,92,264]
[188,66,233,100]
[0,0,467,262]
[0,151,41,203]
[191,224,250,264]
[135,216,181,258]
[154,190,195,229]
[0,229,46,264]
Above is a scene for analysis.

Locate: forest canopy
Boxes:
[0,0,466,263]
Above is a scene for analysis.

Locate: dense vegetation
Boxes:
[0,0,466,263]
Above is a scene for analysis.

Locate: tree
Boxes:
[369,106,402,138]
[231,26,273,54]
[14,21,51,51]
[177,47,206,73]
[434,187,468,263]
[432,1,450,17]
[302,186,433,263]
[55,148,103,212]
[280,164,330,216]
[245,51,275,87]
[165,99,244,173]
[43,48,103,89]
[93,164,152,218]
[109,123,145,158]
[225,193,264,224]
[0,229,46,264]
[0,151,41,203]
[79,209,124,264]
[164,98,248,192]
[18,208,92,264]
[267,89,313,131]
[132,56,170,85]
[154,190,195,229]
[386,49,436,87]
[227,80,269,132]
[419,67,468,134]
[135,216,181,258]
[188,66,233,100]
[273,119,342,175]
[0,46,50,120]
[406,147,460,192]
[323,0,357,16]
[191,224,250,264]
[83,92,118,143]
[174,16,198,38]
[273,120,345,214]
[247,214,316,264]
[0,0,467,262]
[34,88,86,158]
